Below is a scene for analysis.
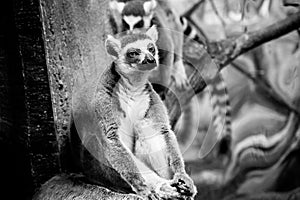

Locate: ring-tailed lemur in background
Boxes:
[179,10,232,158]
[73,26,197,199]
[178,7,232,158]
[109,0,232,159]
[179,16,208,47]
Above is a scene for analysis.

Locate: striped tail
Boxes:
[199,75,232,161]
[179,16,208,46]
[209,75,232,156]
[179,16,232,159]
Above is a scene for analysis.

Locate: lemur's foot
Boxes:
[138,180,181,200]
[172,60,189,90]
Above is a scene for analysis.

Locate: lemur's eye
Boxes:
[134,20,144,28]
[148,45,155,55]
[127,50,140,58]
[122,19,130,30]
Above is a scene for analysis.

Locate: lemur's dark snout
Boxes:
[142,54,156,64]
[139,54,157,71]
[147,56,156,64]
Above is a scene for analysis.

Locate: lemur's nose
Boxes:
[142,54,155,64]
[139,54,157,70]
[147,56,155,63]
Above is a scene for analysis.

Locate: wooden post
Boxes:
[39,0,112,170]
[13,0,60,188]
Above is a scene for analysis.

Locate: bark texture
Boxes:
[0,0,59,199]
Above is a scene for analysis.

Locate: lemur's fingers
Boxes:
[159,182,177,193]
[155,182,181,199]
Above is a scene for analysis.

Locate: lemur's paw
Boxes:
[171,173,197,198]
[152,181,182,199]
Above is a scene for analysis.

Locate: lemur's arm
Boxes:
[164,128,186,174]
[93,90,149,194]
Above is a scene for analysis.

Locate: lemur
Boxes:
[72,26,197,199]
[109,0,232,159]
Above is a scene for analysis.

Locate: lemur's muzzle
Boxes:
[138,54,157,71]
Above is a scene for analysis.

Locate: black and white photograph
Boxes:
[1,0,300,199]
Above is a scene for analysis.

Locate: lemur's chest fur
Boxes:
[117,83,150,150]
[117,83,150,129]
[117,83,167,161]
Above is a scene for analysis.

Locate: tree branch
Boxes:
[167,11,300,125]
[212,11,300,67]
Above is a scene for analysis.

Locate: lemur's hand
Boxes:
[155,181,181,199]
[171,173,197,198]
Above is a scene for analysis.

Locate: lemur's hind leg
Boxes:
[134,89,197,199]
[132,154,180,199]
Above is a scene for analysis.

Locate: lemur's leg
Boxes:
[132,153,180,198]
[134,118,183,199]
[135,89,197,198]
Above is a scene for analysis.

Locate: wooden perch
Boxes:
[168,11,300,125]
[33,174,143,200]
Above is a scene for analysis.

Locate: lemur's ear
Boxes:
[109,0,125,13]
[105,35,121,58]
[146,25,158,42]
[144,0,157,15]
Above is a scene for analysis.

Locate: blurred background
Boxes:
[171,0,300,199]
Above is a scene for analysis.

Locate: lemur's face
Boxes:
[122,40,157,70]
[105,26,159,72]
[110,0,157,32]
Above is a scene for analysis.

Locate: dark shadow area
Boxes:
[0,1,33,199]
